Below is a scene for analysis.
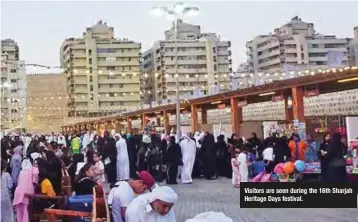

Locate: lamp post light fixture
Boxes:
[149,2,199,141]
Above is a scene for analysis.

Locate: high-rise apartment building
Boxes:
[60,20,142,117]
[246,16,353,74]
[1,39,27,131]
[349,27,358,66]
[27,73,67,133]
[142,19,232,104]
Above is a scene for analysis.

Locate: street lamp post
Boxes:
[150,2,199,141]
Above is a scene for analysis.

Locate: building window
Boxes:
[119,84,124,88]
[110,102,115,106]
[90,76,93,82]
[214,65,217,71]
[109,84,114,88]
[213,56,217,62]
[90,94,94,100]
[213,47,216,53]
[89,67,92,73]
[109,93,115,97]
[128,57,131,61]
[10,69,16,73]
[89,58,92,64]
[11,89,17,93]
[88,49,92,55]
[107,66,115,71]
[10,79,17,83]
[90,85,93,91]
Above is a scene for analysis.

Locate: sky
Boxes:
[1,0,358,72]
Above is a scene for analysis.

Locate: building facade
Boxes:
[26,73,68,133]
[142,19,232,104]
[246,16,353,74]
[60,20,142,117]
[349,27,358,66]
[1,39,27,131]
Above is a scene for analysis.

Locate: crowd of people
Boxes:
[0,129,349,222]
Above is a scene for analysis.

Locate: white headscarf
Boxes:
[76,162,86,175]
[30,152,42,161]
[148,186,178,204]
[82,131,91,148]
[21,159,32,170]
[142,134,151,144]
[57,134,66,145]
[182,133,191,140]
[14,145,23,154]
[194,132,202,148]
[185,212,233,222]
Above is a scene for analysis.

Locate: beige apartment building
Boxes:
[1,39,27,131]
[27,73,67,133]
[142,19,232,104]
[60,20,142,117]
[246,16,354,74]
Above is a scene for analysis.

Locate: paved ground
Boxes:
[166,178,357,222]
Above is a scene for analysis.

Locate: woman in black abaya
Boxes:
[200,133,217,180]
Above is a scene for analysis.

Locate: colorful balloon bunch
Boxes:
[273,160,306,182]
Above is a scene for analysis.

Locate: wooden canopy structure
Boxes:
[62,67,358,135]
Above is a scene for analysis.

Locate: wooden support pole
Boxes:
[292,87,305,122]
[163,111,170,135]
[141,114,147,131]
[127,118,132,133]
[285,97,293,122]
[96,123,101,135]
[230,98,242,135]
[191,104,199,133]
[114,121,119,133]
[201,107,208,124]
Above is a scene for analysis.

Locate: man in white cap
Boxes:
[115,133,130,181]
[179,133,197,184]
[125,186,178,222]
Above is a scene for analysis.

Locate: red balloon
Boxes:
[283,161,295,174]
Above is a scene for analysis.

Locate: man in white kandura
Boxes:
[125,186,178,222]
[179,133,196,184]
[115,133,130,181]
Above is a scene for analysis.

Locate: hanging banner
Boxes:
[272,95,284,102]
[304,89,320,97]
[217,104,226,109]
[237,100,248,107]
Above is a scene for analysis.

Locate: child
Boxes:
[93,152,105,184]
[1,159,15,222]
[237,146,249,183]
[231,153,240,188]
[38,169,56,197]
[252,156,265,177]
[33,169,56,213]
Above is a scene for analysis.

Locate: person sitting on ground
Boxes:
[125,186,178,222]
[109,171,155,222]
[74,163,98,195]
